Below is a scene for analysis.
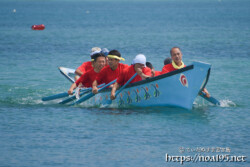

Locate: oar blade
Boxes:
[42,92,69,101]
[200,92,220,105]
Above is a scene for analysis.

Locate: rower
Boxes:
[92,50,129,94]
[68,52,106,95]
[110,54,152,100]
[161,47,210,97]
[74,47,109,81]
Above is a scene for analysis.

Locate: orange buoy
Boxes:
[31,24,45,30]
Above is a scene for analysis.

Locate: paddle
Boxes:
[103,73,138,106]
[59,83,105,104]
[42,88,91,101]
[199,91,220,105]
[69,79,117,106]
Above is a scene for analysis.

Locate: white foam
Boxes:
[193,97,236,109]
[219,99,236,107]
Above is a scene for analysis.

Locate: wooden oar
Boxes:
[103,73,137,106]
[42,88,91,101]
[59,83,105,104]
[199,92,220,105]
[69,79,117,106]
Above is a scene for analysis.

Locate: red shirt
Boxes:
[117,65,152,86]
[77,61,93,74]
[154,70,162,76]
[75,69,98,87]
[161,63,186,74]
[96,63,129,84]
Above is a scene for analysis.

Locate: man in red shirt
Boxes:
[75,47,101,78]
[74,47,109,81]
[110,54,151,100]
[161,47,210,97]
[68,52,106,95]
[92,50,129,94]
[161,47,186,74]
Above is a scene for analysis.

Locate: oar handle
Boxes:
[59,83,105,104]
[99,80,116,92]
[115,73,137,97]
[71,80,116,105]
[101,73,138,107]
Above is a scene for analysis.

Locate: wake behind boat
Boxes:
[52,61,215,110]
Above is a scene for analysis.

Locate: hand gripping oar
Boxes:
[42,88,91,101]
[104,73,138,106]
[59,83,105,104]
[199,92,220,105]
[70,79,117,106]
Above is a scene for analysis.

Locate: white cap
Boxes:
[90,50,101,56]
[132,54,146,67]
[90,47,101,57]
[91,47,101,53]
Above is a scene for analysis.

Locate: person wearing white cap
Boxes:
[68,52,106,95]
[110,54,152,100]
[92,50,129,94]
[74,47,110,81]
[75,47,101,79]
[132,54,152,80]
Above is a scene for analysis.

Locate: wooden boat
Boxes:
[74,61,212,110]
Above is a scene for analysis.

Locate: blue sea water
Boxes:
[0,0,249,166]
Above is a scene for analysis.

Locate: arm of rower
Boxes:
[92,80,99,94]
[110,82,120,100]
[75,69,83,76]
[68,83,77,95]
[203,88,210,98]
[135,67,150,80]
[151,68,155,77]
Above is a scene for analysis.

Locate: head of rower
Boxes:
[68,53,106,95]
[170,47,183,67]
[107,50,124,70]
[91,52,106,72]
[74,47,102,80]
[133,54,151,80]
